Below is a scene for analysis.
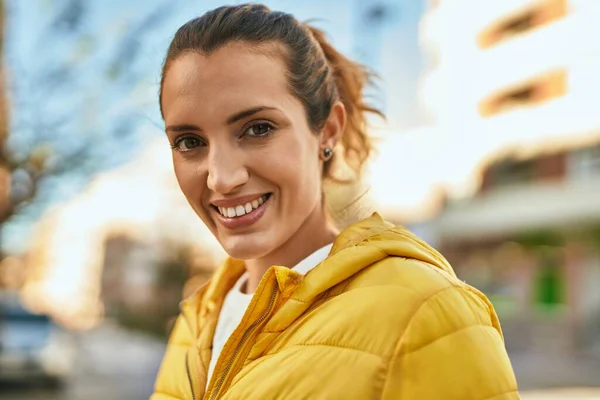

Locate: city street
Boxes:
[522,389,600,399]
[511,350,600,391]
[0,321,166,400]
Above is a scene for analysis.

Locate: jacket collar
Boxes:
[179,212,455,338]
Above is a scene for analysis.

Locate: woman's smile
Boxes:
[211,193,273,229]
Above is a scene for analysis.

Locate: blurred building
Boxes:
[418,0,600,355]
[101,233,214,337]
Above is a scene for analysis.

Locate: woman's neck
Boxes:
[242,207,338,294]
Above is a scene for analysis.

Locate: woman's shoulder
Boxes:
[345,255,466,304]
[336,213,494,306]
[357,255,461,292]
[331,255,502,345]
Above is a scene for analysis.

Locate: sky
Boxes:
[2,0,427,253]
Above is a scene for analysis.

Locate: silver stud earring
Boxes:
[322,148,333,161]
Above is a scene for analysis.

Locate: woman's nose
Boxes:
[206,149,249,194]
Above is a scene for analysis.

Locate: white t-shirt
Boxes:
[206,244,333,387]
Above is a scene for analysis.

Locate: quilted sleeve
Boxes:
[381,285,520,400]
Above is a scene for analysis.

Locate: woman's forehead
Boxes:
[161,43,298,124]
[169,43,286,86]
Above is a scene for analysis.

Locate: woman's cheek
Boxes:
[174,160,204,200]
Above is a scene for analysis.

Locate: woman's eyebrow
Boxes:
[226,106,278,125]
[165,124,201,133]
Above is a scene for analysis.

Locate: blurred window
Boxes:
[484,158,536,189]
[478,69,566,117]
[477,0,568,49]
[481,151,567,192]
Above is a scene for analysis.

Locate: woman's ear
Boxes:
[320,101,346,151]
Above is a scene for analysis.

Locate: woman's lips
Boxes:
[213,193,272,229]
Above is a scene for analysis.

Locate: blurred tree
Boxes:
[0,0,174,256]
[0,0,10,221]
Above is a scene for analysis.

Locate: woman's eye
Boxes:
[173,136,202,152]
[244,123,273,137]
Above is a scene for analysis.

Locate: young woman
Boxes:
[151,4,519,400]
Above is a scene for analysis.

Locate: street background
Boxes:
[1,0,599,398]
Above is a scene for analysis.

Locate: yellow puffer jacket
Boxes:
[151,213,519,400]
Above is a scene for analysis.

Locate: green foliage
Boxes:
[514,230,565,248]
[589,226,600,250]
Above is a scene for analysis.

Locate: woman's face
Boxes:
[161,42,335,260]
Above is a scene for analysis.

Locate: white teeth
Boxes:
[235,205,245,217]
[217,194,269,218]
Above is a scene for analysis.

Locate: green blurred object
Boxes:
[534,252,566,317]
[515,230,565,248]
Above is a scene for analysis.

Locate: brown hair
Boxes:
[160,4,383,183]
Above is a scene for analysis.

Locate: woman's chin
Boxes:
[218,235,277,261]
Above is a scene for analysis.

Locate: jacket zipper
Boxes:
[209,283,279,400]
[186,350,197,400]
